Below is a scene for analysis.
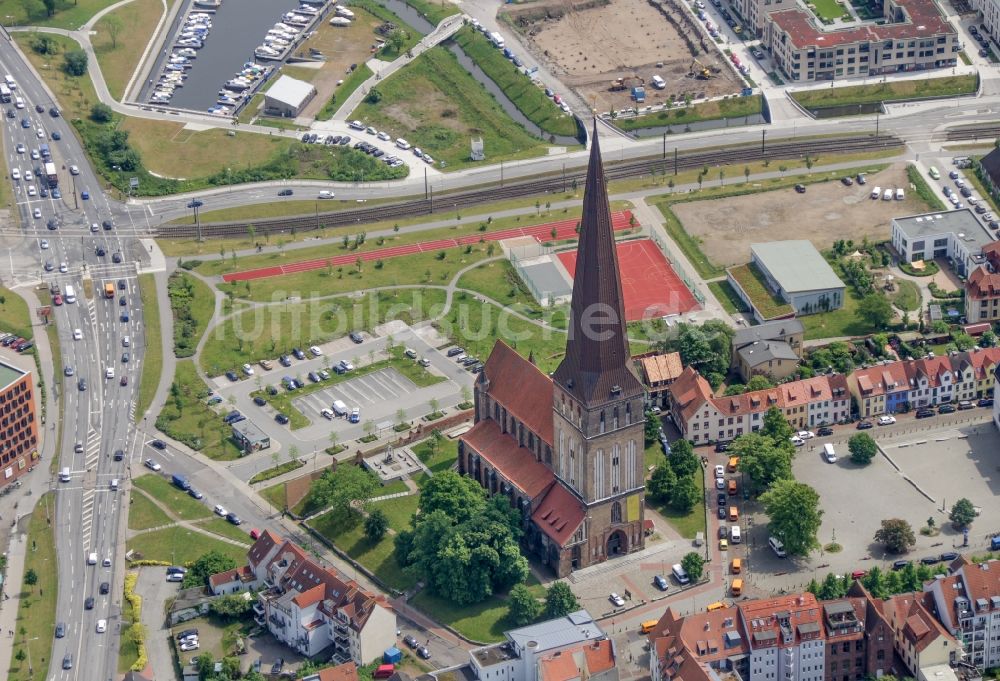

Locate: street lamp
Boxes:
[187,199,204,242]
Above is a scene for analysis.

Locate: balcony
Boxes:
[334,622,348,635]
[253,602,265,616]
[255,613,266,627]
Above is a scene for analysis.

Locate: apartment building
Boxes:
[668,367,850,444]
[764,0,959,82]
[965,242,1000,324]
[211,531,396,665]
[880,592,961,676]
[731,319,805,383]
[0,360,39,488]
[848,348,1000,417]
[731,0,795,36]
[973,0,1000,40]
[648,588,895,681]
[891,211,994,278]
[924,557,1000,671]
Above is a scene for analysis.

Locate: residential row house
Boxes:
[634,351,684,410]
[648,584,960,681]
[668,367,850,445]
[965,242,1000,324]
[924,557,1000,671]
[209,531,396,665]
[847,348,1000,418]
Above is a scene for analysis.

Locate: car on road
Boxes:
[69,164,78,174]
[915,408,935,418]
[81,189,89,200]
[100,581,110,594]
[253,396,267,406]
[114,449,124,461]
[940,552,959,562]
[855,420,873,429]
[292,347,306,360]
[78,378,87,391]
[242,363,254,375]
[64,365,74,376]
[796,430,815,439]
[938,403,956,414]
[55,622,66,638]
[145,459,161,471]
[921,556,941,565]
[309,345,322,356]
[714,464,725,478]
[892,559,910,570]
[188,488,204,499]
[403,634,419,649]
[790,435,805,446]
[417,646,432,660]
[609,592,625,607]
[717,493,726,506]
[979,398,995,407]
[40,238,48,249]
[276,413,290,424]
[226,512,242,525]
[85,596,94,610]
[717,506,726,519]
[816,426,834,436]
[72,328,83,340]
[106,367,115,379]
[877,415,896,425]
[349,331,364,343]
[150,439,166,450]
[122,352,130,363]
[15,143,24,154]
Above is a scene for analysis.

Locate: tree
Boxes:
[544,582,579,619]
[681,551,705,581]
[210,593,253,619]
[41,0,55,16]
[364,508,389,542]
[874,518,916,553]
[644,411,661,445]
[761,407,794,443]
[848,433,878,465]
[669,476,700,513]
[62,49,88,76]
[745,375,775,391]
[105,14,123,48]
[818,571,848,600]
[734,433,793,494]
[647,463,677,502]
[949,498,977,529]
[760,479,823,557]
[182,550,238,588]
[365,87,382,104]
[386,28,408,54]
[23,569,37,586]
[418,471,487,522]
[858,293,893,329]
[508,583,542,626]
[668,438,699,478]
[303,464,379,519]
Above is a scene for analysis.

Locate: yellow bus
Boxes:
[104,282,115,299]
[640,620,659,634]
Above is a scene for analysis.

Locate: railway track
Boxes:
[159,134,905,239]
[945,126,1000,141]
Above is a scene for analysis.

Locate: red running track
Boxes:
[557,239,699,322]
[222,211,635,282]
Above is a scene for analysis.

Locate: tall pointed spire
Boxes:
[552,120,643,405]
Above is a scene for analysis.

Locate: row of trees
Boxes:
[647,439,702,514]
[808,561,947,601]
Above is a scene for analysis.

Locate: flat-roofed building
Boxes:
[0,359,38,487]
[891,210,995,277]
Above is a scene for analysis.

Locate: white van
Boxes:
[395,138,411,150]
[895,187,905,200]
[64,284,77,304]
[14,96,23,109]
[651,74,666,89]
[110,478,119,491]
[332,399,348,417]
[671,563,690,584]
[823,443,837,463]
[122,336,130,348]
[59,467,71,482]
[769,535,787,557]
[87,552,98,565]
[5,75,16,89]
[730,525,742,543]
[317,190,334,199]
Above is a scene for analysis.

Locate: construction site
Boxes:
[503,0,744,112]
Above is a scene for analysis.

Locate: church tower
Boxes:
[550,122,646,566]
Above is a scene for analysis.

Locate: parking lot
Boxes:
[292,367,420,425]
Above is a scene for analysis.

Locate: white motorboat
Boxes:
[335,6,354,17]
[193,0,220,7]
[296,5,318,14]
[329,16,351,25]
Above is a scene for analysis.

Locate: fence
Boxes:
[650,233,706,305]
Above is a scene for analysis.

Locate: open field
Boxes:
[133,474,212,520]
[508,0,743,112]
[411,576,546,644]
[791,75,978,109]
[128,490,172,530]
[669,164,928,269]
[92,0,167,100]
[3,0,118,28]
[614,95,762,130]
[14,33,98,123]
[153,360,246,459]
[453,26,578,138]
[199,288,447,376]
[350,46,549,169]
[126,525,248,564]
[891,279,921,312]
[7,495,57,681]
[136,273,162,419]
[0,286,32,338]
[168,271,215,357]
[309,507,417,591]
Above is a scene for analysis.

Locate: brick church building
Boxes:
[458,125,647,577]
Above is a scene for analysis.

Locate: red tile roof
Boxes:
[739,593,824,646]
[248,529,282,568]
[967,266,1000,300]
[482,340,554,445]
[669,366,715,423]
[293,583,326,608]
[884,592,954,653]
[850,361,910,397]
[531,482,585,547]
[538,639,616,681]
[639,352,684,386]
[955,347,1000,379]
[302,662,359,681]
[209,565,254,590]
[461,419,555,499]
[769,0,953,50]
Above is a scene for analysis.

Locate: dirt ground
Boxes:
[505,0,742,111]
[296,8,385,119]
[672,164,929,268]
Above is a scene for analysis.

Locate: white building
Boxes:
[264,75,317,117]
[972,0,1000,40]
[211,531,396,664]
[468,610,608,681]
[923,557,1000,671]
[739,595,827,681]
[890,209,996,277]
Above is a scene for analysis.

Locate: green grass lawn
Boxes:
[439,292,567,373]
[891,279,921,312]
[396,0,459,24]
[708,280,748,315]
[199,288,446,377]
[220,243,491,303]
[128,490,172,530]
[373,494,420,532]
[196,518,253,545]
[136,273,163,420]
[350,46,549,169]
[260,482,287,511]
[315,64,373,121]
[644,440,667,471]
[727,264,793,319]
[411,438,458,477]
[615,96,763,131]
[791,75,978,109]
[800,287,878,340]
[309,510,416,591]
[453,27,577,138]
[249,459,305,485]
[168,271,215,358]
[906,164,948,211]
[126,526,248,565]
[92,0,165,100]
[0,286,32,338]
[8,494,57,681]
[651,469,706,539]
[808,0,846,20]
[154,360,245,459]
[410,576,546,644]
[118,574,139,672]
[15,33,98,123]
[4,0,120,28]
[969,163,1000,213]
[133,473,212,520]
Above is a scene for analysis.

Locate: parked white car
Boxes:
[790,435,805,446]
[877,414,896,425]
[796,430,815,440]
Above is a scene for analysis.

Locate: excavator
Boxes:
[689,58,714,79]
[610,75,644,91]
